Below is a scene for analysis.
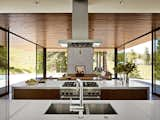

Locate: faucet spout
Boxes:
[76,78,83,106]
[70,78,84,118]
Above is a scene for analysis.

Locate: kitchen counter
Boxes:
[12,80,150,100]
[0,100,160,120]
[12,79,63,89]
[12,79,149,89]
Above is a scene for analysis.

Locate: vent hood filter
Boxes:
[59,40,101,47]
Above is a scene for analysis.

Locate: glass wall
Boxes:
[117,46,125,79]
[93,51,104,72]
[125,34,152,81]
[116,33,153,96]
[0,29,8,96]
[47,49,67,78]
[117,46,125,64]
[36,45,44,78]
[93,49,115,76]
[106,49,115,76]
[153,29,160,95]
[9,34,37,85]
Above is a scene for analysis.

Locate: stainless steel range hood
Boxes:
[59,0,101,47]
[64,0,97,74]
[72,0,88,40]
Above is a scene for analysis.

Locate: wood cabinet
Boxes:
[101,88,149,100]
[13,89,60,99]
[12,87,149,100]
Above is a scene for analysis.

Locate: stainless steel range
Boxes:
[60,81,101,100]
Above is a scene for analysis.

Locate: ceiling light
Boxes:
[35,0,40,5]
[93,42,101,47]
[120,0,124,4]
[60,43,68,47]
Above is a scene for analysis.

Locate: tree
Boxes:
[55,52,67,72]
[143,47,150,65]
[0,46,7,74]
[129,49,137,62]
[47,52,67,73]
[117,52,125,63]
[154,40,160,80]
[129,69,141,79]
[36,49,44,74]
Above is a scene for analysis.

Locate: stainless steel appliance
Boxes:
[62,82,99,87]
[60,81,101,100]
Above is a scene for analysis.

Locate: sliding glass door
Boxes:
[153,29,160,95]
[0,29,9,96]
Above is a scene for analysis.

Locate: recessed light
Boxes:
[35,0,40,5]
[120,0,124,5]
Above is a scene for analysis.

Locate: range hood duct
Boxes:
[59,0,101,47]
[63,0,98,74]
[72,0,88,40]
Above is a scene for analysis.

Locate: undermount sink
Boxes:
[45,103,117,115]
[45,104,80,114]
[84,103,117,114]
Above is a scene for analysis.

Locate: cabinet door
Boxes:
[101,89,149,100]
[13,89,60,99]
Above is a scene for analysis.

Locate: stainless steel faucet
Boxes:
[76,78,83,107]
[70,78,84,118]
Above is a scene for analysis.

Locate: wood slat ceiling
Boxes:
[89,13,152,48]
[8,13,72,48]
[0,13,159,49]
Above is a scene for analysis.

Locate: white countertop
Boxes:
[0,100,160,120]
[12,79,149,90]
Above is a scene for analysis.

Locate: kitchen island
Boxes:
[12,79,150,100]
[0,100,160,120]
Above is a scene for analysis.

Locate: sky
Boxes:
[125,41,152,54]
